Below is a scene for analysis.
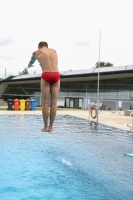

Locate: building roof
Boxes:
[1,65,133,83]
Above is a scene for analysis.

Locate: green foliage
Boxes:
[23,68,29,74]
[19,68,29,75]
[95,62,113,68]
[6,75,13,78]
[105,62,113,67]
[0,75,13,80]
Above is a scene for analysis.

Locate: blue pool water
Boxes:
[0,114,133,200]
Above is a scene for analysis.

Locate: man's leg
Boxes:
[41,78,50,132]
[49,81,60,132]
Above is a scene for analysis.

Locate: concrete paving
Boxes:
[0,107,133,131]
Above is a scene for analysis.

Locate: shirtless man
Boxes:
[28,41,60,132]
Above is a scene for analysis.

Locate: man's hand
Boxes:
[27,55,36,68]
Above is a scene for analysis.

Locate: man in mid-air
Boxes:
[28,41,60,132]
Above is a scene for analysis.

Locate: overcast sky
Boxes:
[0,0,133,78]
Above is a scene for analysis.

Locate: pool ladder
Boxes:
[127,112,133,132]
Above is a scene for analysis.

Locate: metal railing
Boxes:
[127,112,133,131]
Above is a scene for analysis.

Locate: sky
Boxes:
[0,0,133,78]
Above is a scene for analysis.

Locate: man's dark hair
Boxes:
[38,41,48,48]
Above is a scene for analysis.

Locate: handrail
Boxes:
[127,112,133,131]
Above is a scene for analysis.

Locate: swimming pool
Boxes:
[0,114,133,200]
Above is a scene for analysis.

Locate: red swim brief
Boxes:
[41,72,60,85]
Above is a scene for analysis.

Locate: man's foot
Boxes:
[48,125,53,132]
[41,126,49,132]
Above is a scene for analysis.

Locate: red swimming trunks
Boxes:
[41,72,60,85]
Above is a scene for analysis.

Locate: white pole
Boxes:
[5,68,6,79]
[97,31,101,123]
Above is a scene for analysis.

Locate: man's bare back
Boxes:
[28,41,60,132]
[33,47,59,72]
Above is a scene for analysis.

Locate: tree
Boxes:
[95,62,113,68]
[23,68,28,74]
[6,75,13,78]
[105,62,113,67]
[0,75,13,80]
[19,68,29,75]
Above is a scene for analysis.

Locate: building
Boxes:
[0,65,133,110]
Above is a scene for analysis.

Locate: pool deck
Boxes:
[0,107,133,131]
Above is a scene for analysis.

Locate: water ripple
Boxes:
[0,114,133,200]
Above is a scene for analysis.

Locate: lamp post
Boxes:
[5,68,6,78]
[0,66,6,79]
[97,30,101,123]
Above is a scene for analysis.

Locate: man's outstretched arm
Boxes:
[27,53,36,68]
